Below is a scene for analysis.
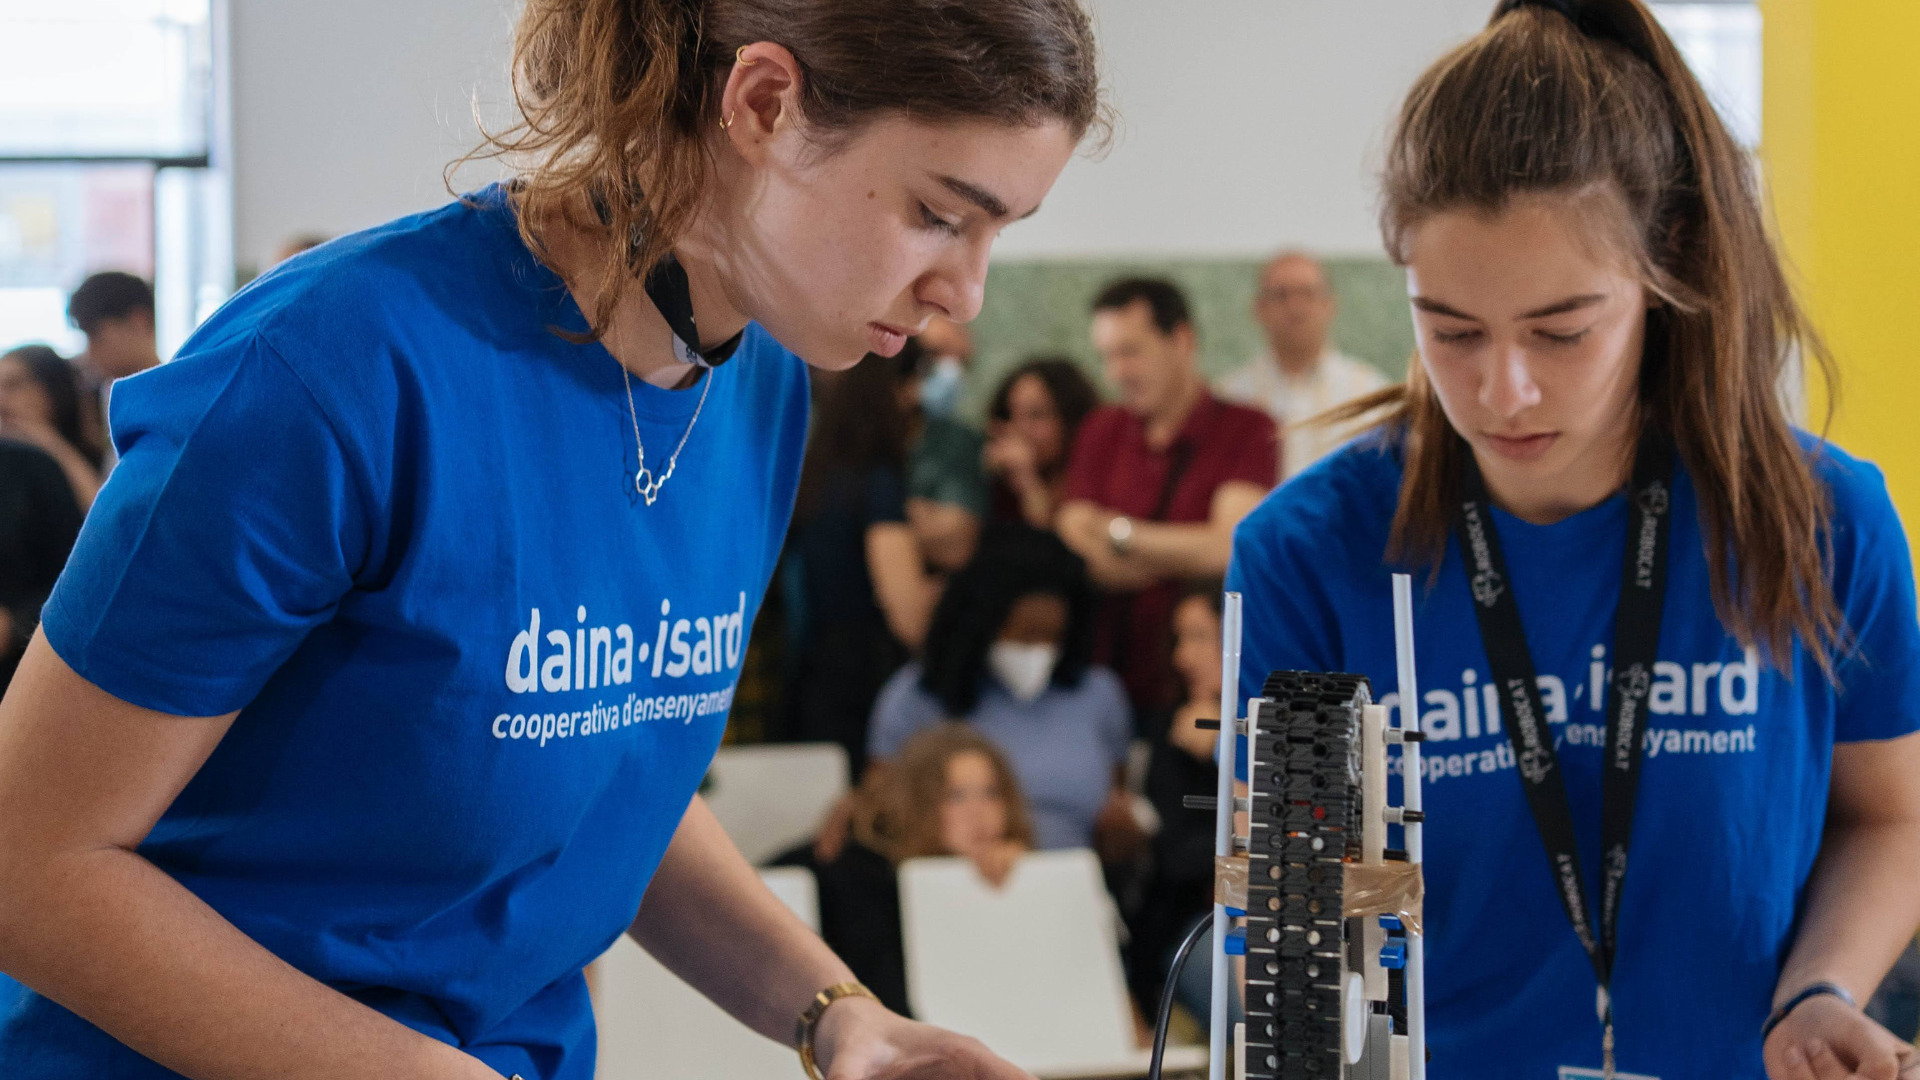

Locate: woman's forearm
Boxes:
[629,795,853,1046]
[0,638,495,1080]
[0,846,492,1080]
[1776,818,1920,1005]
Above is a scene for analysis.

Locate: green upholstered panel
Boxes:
[958,257,1414,420]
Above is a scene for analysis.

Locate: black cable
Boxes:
[1148,913,1217,1080]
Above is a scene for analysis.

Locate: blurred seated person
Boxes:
[783,348,941,773]
[776,724,1035,1017]
[861,524,1141,861]
[1215,251,1390,480]
[903,337,990,572]
[0,345,104,512]
[66,271,161,472]
[1130,582,1231,1017]
[913,315,973,419]
[983,357,1100,530]
[274,233,331,265]
[1056,277,1277,715]
[0,437,84,689]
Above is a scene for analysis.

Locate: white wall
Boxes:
[228,0,1492,269]
[994,0,1490,259]
[228,0,519,274]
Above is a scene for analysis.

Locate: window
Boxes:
[0,0,230,358]
[1653,2,1764,149]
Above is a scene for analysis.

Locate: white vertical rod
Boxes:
[1210,592,1243,1080]
[1392,574,1427,1080]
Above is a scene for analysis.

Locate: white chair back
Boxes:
[898,849,1204,1078]
[593,866,818,1079]
[703,743,850,865]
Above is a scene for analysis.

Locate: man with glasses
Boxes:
[1216,251,1389,480]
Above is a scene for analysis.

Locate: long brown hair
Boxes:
[1352,0,1842,674]
[467,0,1103,336]
[853,724,1035,863]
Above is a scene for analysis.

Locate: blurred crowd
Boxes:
[0,249,1388,1023]
[749,253,1389,1022]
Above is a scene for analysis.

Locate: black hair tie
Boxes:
[1517,0,1581,18]
[1507,0,1658,67]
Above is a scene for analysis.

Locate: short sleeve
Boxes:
[1221,410,1281,491]
[1062,408,1118,505]
[1822,453,1920,743]
[40,334,376,717]
[1224,483,1352,778]
[866,664,945,760]
[861,466,908,529]
[1088,666,1134,767]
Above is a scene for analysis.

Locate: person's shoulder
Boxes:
[1214,359,1272,402]
[210,188,533,368]
[0,436,56,468]
[922,414,985,452]
[1795,433,1908,552]
[1238,431,1402,548]
[1799,432,1891,507]
[1327,351,1392,390]
[0,437,69,491]
[1206,395,1279,438]
[875,661,933,710]
[1077,663,1129,702]
[1078,403,1131,439]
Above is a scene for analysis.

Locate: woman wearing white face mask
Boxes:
[860,524,1141,862]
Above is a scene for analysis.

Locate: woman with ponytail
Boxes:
[0,2,1102,1077]
[1229,2,1920,1077]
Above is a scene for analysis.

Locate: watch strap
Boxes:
[796,981,878,1079]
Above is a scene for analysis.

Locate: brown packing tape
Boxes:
[1343,862,1425,937]
[1214,855,1249,910]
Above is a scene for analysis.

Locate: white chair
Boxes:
[703,743,851,865]
[898,849,1209,1079]
[593,866,818,1079]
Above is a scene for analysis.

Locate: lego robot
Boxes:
[1189,575,1429,1080]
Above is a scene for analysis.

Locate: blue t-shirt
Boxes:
[1226,434,1920,1080]
[5,188,810,1079]
[868,663,1132,850]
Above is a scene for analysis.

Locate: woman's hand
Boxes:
[982,430,1038,485]
[969,840,1025,888]
[1763,994,1919,1080]
[1169,701,1219,763]
[814,993,1034,1080]
[814,791,859,864]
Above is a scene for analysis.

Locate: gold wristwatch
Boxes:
[796,981,879,1080]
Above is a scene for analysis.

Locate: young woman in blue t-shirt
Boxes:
[0,2,1103,1078]
[1228,2,1920,1078]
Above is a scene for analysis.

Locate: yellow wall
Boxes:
[1763,0,1920,553]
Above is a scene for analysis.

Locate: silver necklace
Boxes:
[621,363,712,506]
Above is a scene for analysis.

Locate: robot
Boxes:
[1160,574,1429,1080]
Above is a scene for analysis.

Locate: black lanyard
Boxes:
[1451,430,1676,1070]
[584,184,745,369]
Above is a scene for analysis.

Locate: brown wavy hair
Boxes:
[1339,0,1843,675]
[853,724,1035,863]
[464,0,1104,337]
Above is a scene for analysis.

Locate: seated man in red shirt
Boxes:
[1056,278,1278,717]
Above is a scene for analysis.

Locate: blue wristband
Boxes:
[1762,981,1857,1043]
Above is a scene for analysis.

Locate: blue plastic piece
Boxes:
[1379,914,1403,932]
[1225,906,1246,918]
[1224,928,1247,956]
[1379,941,1407,970]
